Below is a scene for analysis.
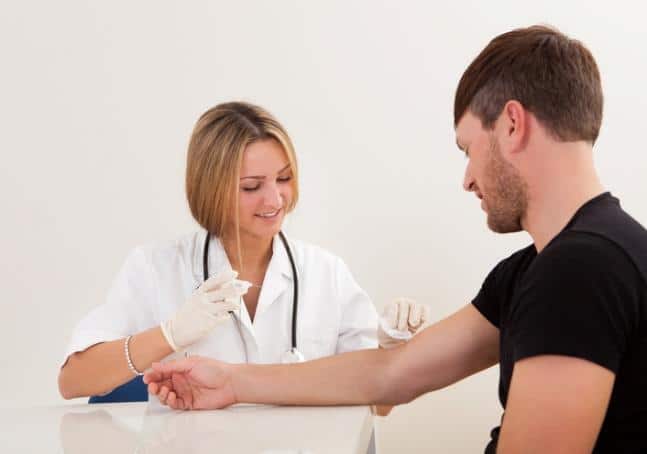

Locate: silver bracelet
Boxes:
[124,335,144,376]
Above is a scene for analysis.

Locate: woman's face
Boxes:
[237,138,294,241]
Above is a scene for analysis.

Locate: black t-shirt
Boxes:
[473,193,647,453]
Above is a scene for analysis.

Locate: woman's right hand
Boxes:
[160,269,250,352]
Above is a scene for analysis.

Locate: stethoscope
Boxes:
[202,230,304,363]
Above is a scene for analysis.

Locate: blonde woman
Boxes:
[58,102,428,401]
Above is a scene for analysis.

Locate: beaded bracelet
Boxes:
[124,335,144,376]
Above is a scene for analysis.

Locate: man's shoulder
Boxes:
[488,244,537,282]
[535,231,635,278]
[566,193,647,281]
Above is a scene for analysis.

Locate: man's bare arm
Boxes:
[497,355,614,454]
[146,304,500,409]
[232,303,499,406]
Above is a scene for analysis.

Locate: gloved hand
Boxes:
[161,269,251,352]
[378,297,431,349]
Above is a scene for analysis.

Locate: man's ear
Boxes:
[497,100,528,155]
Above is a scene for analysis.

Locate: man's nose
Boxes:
[463,166,475,192]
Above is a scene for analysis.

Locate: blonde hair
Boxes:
[185,101,299,266]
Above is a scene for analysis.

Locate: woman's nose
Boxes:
[263,182,283,208]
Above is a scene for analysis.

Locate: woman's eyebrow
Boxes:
[240,163,291,180]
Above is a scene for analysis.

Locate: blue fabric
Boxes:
[88,376,148,403]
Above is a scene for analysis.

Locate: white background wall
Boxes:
[2,1,646,452]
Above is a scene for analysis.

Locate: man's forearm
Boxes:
[232,347,403,406]
[230,304,500,407]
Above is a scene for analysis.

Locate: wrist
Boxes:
[160,322,180,352]
[228,363,246,404]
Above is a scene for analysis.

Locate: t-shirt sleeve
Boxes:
[472,261,505,329]
[509,232,640,373]
[61,246,159,366]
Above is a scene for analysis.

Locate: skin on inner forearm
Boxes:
[231,305,499,408]
[232,347,400,406]
[58,326,173,399]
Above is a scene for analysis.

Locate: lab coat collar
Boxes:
[271,233,295,281]
[192,231,293,280]
[191,231,294,318]
[253,234,294,319]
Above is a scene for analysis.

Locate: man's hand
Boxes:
[143,356,237,410]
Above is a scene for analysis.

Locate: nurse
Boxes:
[58,101,428,399]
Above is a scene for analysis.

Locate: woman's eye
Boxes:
[242,186,260,192]
[277,175,292,183]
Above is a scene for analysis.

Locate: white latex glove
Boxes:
[161,269,251,352]
[378,297,431,349]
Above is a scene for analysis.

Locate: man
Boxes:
[144,25,647,453]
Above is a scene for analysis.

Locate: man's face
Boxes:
[455,111,528,233]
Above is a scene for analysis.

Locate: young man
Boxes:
[144,25,647,453]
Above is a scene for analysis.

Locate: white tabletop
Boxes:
[1,401,374,453]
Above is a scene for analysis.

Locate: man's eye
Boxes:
[242,186,260,192]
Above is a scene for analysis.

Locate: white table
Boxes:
[1,402,374,453]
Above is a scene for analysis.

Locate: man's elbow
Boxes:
[376,347,421,405]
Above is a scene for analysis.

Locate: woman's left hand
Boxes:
[378,297,431,349]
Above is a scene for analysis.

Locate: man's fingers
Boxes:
[143,369,162,384]
[159,385,170,404]
[167,391,179,409]
[172,373,191,404]
[147,375,176,401]
[152,359,196,377]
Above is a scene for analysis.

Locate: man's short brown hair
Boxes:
[454,25,603,143]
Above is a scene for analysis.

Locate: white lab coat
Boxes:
[63,231,378,365]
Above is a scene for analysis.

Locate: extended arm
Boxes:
[145,303,499,409]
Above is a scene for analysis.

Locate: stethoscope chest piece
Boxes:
[281,347,305,364]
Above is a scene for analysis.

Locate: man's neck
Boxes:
[521,143,605,252]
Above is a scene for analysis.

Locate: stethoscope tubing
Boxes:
[202,231,299,350]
